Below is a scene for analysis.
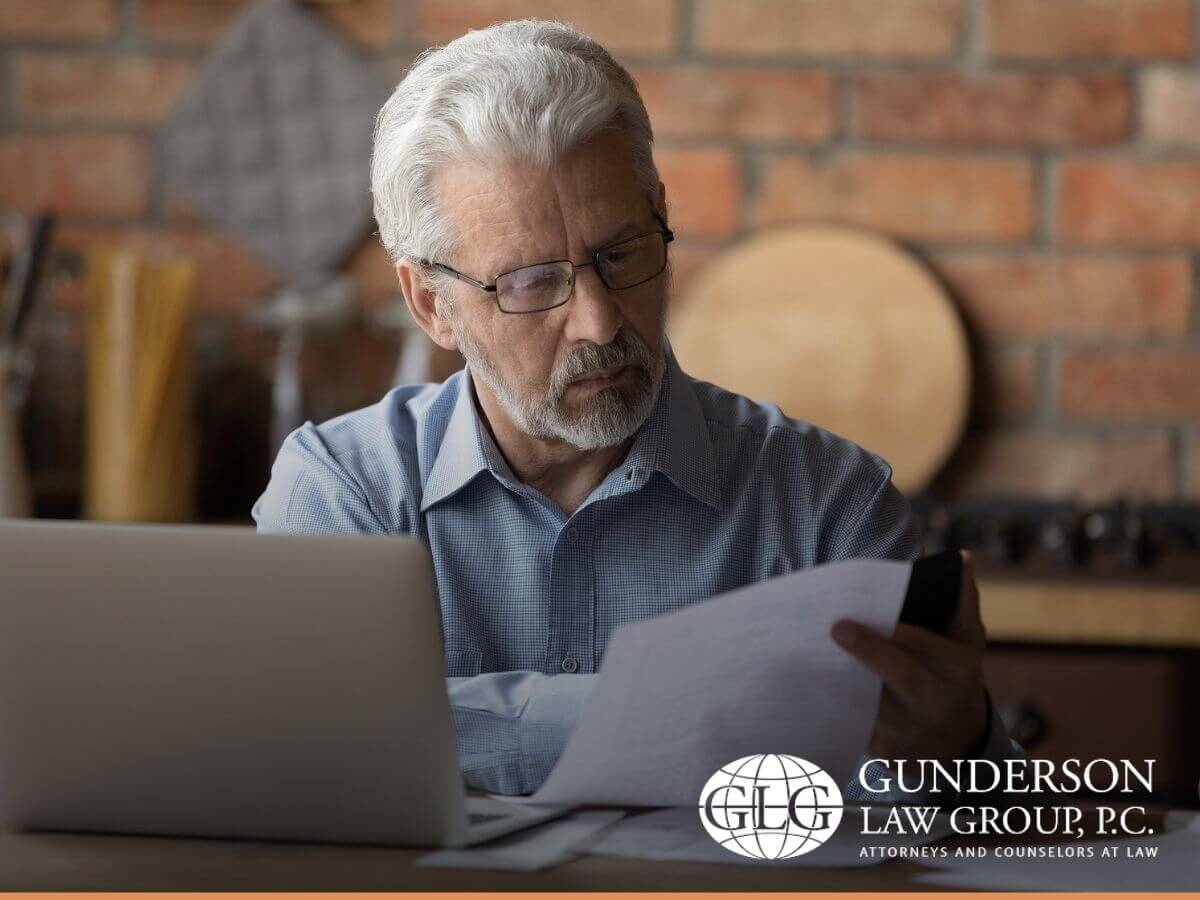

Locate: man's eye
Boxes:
[515,274,560,293]
[602,250,631,264]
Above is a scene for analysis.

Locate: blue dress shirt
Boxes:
[253,343,1018,798]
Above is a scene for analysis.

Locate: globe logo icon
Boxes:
[697,754,844,860]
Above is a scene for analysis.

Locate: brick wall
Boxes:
[1,0,1198,506]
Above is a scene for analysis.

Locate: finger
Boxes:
[890,622,979,680]
[832,620,940,709]
[892,622,959,655]
[946,549,986,647]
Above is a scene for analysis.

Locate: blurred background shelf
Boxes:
[980,579,1200,648]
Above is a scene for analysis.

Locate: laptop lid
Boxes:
[0,520,470,847]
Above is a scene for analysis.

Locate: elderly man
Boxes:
[253,19,1018,797]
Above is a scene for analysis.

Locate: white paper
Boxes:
[915,810,1200,890]
[415,809,626,871]
[533,558,912,807]
[586,804,955,868]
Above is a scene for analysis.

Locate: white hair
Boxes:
[369,19,660,270]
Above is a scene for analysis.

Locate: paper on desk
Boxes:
[533,558,912,807]
[415,809,626,872]
[586,804,955,868]
[914,810,1200,891]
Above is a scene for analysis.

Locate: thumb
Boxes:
[948,549,986,647]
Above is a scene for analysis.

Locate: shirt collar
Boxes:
[419,340,721,513]
[419,370,506,512]
[617,340,722,510]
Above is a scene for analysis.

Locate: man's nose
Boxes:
[563,265,622,346]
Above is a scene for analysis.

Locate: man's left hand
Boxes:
[831,550,989,764]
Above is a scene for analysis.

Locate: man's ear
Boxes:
[396,260,458,351]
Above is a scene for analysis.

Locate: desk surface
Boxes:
[0,807,1168,891]
[0,828,947,891]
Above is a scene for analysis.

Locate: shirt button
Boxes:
[566,527,579,544]
[561,655,579,673]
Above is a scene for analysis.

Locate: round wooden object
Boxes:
[670,226,970,494]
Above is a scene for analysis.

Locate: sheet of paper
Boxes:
[533,558,912,807]
[914,810,1200,890]
[415,809,626,872]
[586,804,955,868]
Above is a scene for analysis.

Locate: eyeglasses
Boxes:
[420,212,674,314]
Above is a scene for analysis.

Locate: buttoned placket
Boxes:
[529,435,660,674]
[547,506,596,676]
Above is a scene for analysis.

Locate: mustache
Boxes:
[551,329,653,394]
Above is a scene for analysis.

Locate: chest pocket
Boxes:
[443,648,483,677]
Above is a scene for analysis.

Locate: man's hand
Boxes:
[831,550,989,764]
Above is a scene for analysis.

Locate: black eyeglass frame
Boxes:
[418,211,674,315]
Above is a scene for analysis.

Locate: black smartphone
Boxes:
[898,549,963,634]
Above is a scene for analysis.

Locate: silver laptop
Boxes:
[0,519,568,847]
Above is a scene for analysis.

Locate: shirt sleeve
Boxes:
[823,461,923,564]
[251,422,390,535]
[448,671,596,795]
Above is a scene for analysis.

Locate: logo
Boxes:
[698,754,844,860]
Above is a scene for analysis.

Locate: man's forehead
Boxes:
[433,140,650,274]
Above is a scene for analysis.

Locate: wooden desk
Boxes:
[0,807,1167,891]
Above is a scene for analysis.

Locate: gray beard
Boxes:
[452,322,666,451]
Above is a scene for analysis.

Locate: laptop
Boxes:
[0,519,569,847]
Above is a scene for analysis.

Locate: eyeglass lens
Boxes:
[495,232,667,313]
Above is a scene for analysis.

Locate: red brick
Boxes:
[1059,348,1200,419]
[977,343,1039,420]
[0,0,116,39]
[312,0,395,48]
[632,66,833,142]
[855,73,1131,146]
[656,148,740,239]
[0,135,147,218]
[695,0,962,58]
[932,252,1192,338]
[15,54,196,124]
[1058,160,1200,245]
[984,0,1192,59]
[142,1,394,49]
[55,226,279,312]
[1142,68,1200,147]
[139,0,245,46]
[942,431,1173,501]
[757,154,1033,241]
[414,0,679,54]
